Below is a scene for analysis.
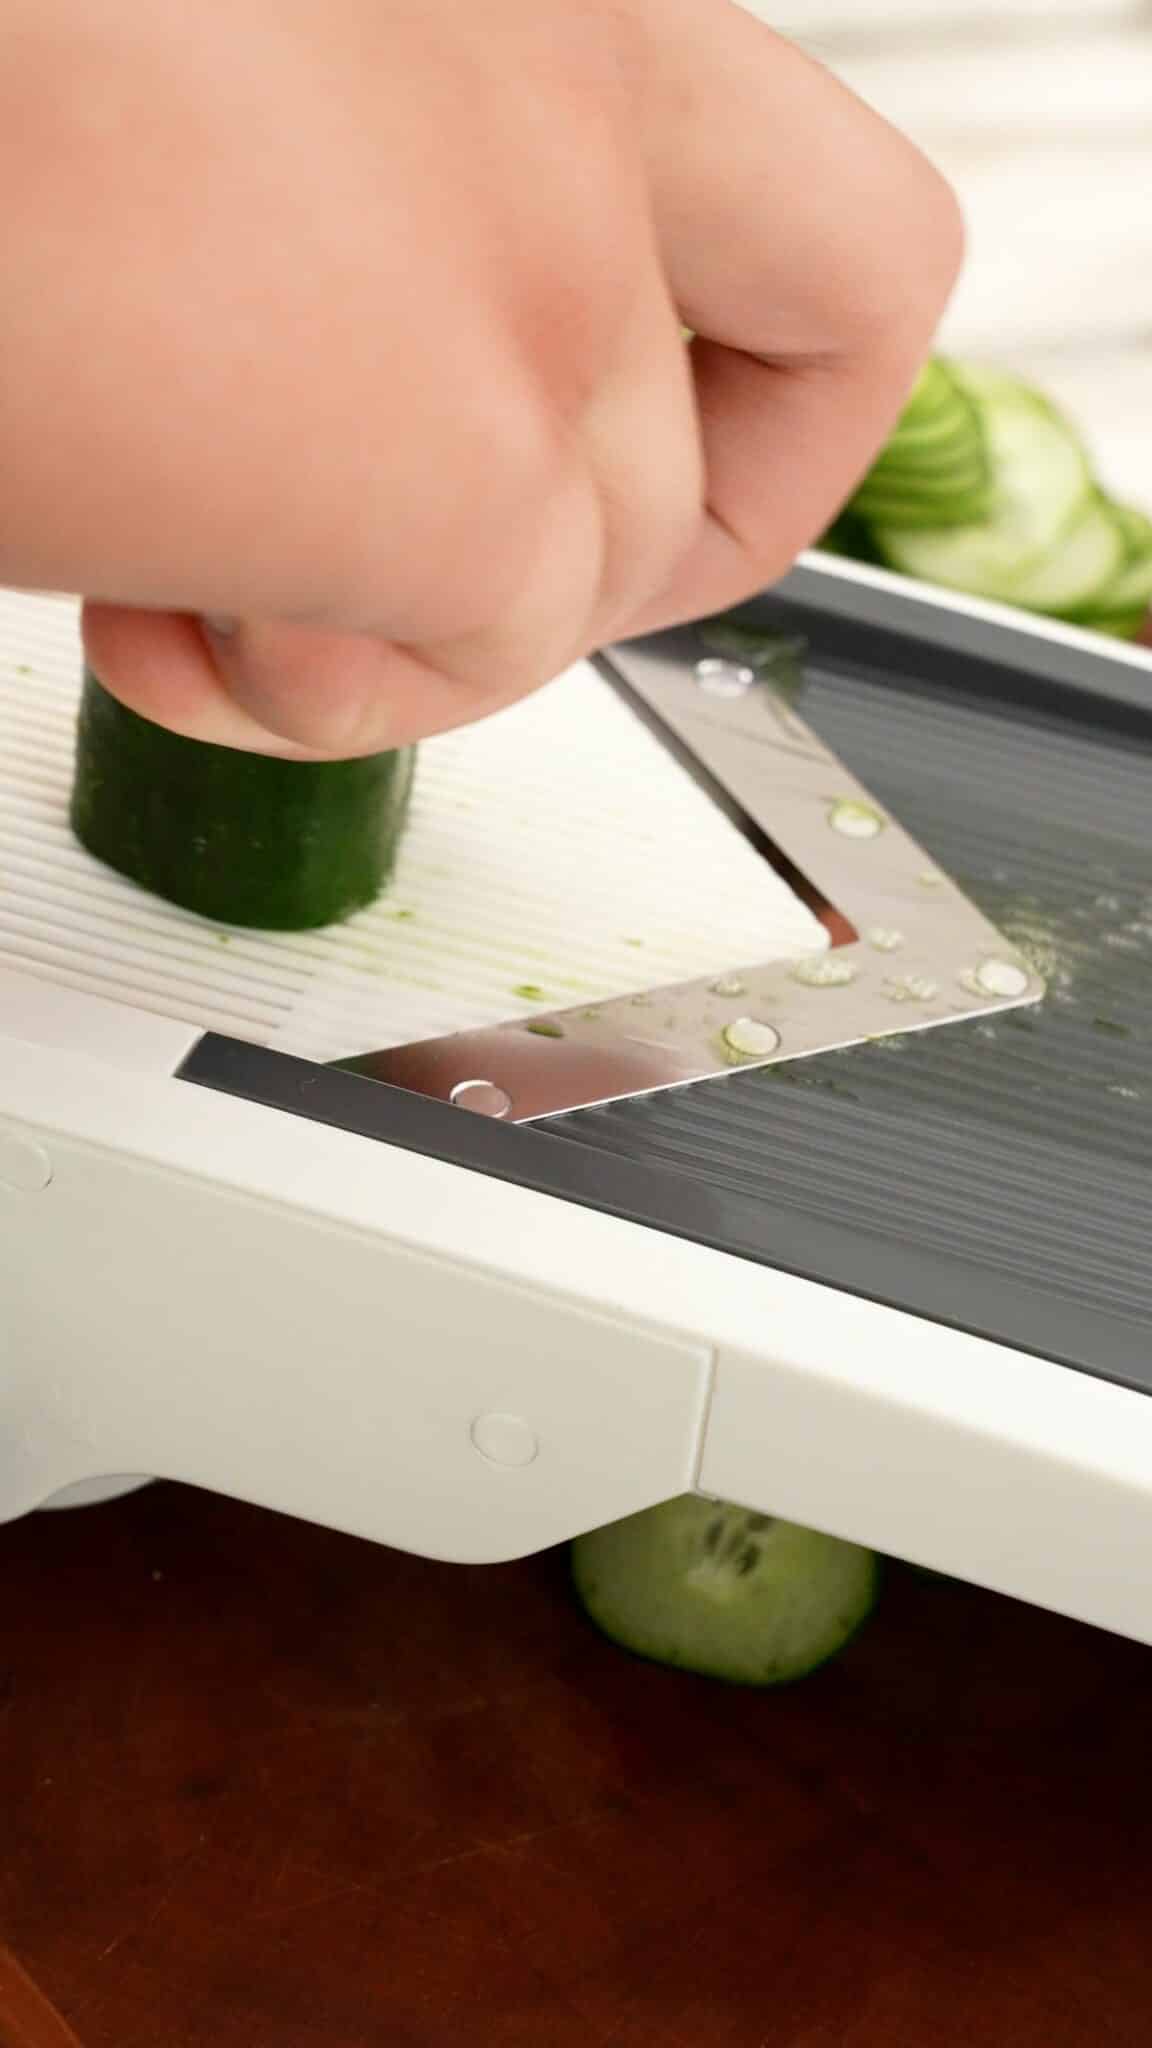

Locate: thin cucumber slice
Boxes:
[72,672,415,930]
[850,358,993,529]
[1077,610,1148,641]
[1003,495,1125,613]
[571,1495,879,1687]
[819,510,885,565]
[875,383,1091,600]
[1064,502,1152,633]
[1097,500,1152,610]
[851,474,992,531]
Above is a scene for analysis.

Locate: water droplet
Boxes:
[966,957,1031,999]
[711,975,747,998]
[866,926,904,953]
[791,955,857,988]
[696,623,806,672]
[722,1016,781,1060]
[694,658,756,699]
[828,799,885,840]
[882,974,938,1004]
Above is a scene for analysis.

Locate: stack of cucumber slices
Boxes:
[824,357,1152,642]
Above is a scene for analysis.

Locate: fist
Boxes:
[5,0,963,752]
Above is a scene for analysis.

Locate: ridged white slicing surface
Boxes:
[0,592,825,1064]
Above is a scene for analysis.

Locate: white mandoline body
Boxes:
[2,559,1151,1647]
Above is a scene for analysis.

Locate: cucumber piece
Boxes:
[875,378,1091,600]
[1062,501,1152,637]
[819,509,885,565]
[1000,493,1125,614]
[848,358,994,530]
[1094,500,1152,610]
[851,472,992,531]
[1077,611,1148,641]
[571,1495,879,1687]
[71,672,415,930]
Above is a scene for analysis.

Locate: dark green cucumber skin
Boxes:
[71,672,415,930]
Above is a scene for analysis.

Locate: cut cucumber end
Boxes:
[71,672,415,931]
[571,1495,879,1688]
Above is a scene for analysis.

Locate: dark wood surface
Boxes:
[3,1481,1151,2047]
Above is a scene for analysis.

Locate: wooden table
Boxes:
[3,1481,1150,2046]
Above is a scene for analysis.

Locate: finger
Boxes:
[81,606,322,756]
[82,604,502,758]
[84,446,614,756]
[572,259,704,647]
[632,11,964,629]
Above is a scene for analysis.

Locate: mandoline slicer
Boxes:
[2,554,1151,1647]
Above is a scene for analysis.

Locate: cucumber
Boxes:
[875,374,1092,601]
[71,671,415,930]
[1083,500,1152,612]
[998,493,1125,614]
[1076,611,1149,641]
[825,355,1152,641]
[819,508,886,565]
[849,358,993,530]
[571,1494,879,1687]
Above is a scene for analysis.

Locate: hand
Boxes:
[3,0,962,754]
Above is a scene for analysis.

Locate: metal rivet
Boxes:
[449,1079,513,1118]
[0,1134,53,1193]
[694,659,757,699]
[470,1413,539,1468]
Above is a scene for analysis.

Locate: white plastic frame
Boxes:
[3,560,1151,1645]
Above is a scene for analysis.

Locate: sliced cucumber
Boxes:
[1070,610,1148,641]
[875,376,1091,601]
[1001,494,1125,614]
[851,448,993,527]
[72,672,415,930]
[850,358,993,530]
[571,1495,879,1687]
[1094,500,1152,610]
[819,509,885,565]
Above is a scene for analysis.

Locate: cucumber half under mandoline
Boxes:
[571,1494,879,1687]
[72,671,415,931]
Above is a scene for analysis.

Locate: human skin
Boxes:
[0,0,963,755]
